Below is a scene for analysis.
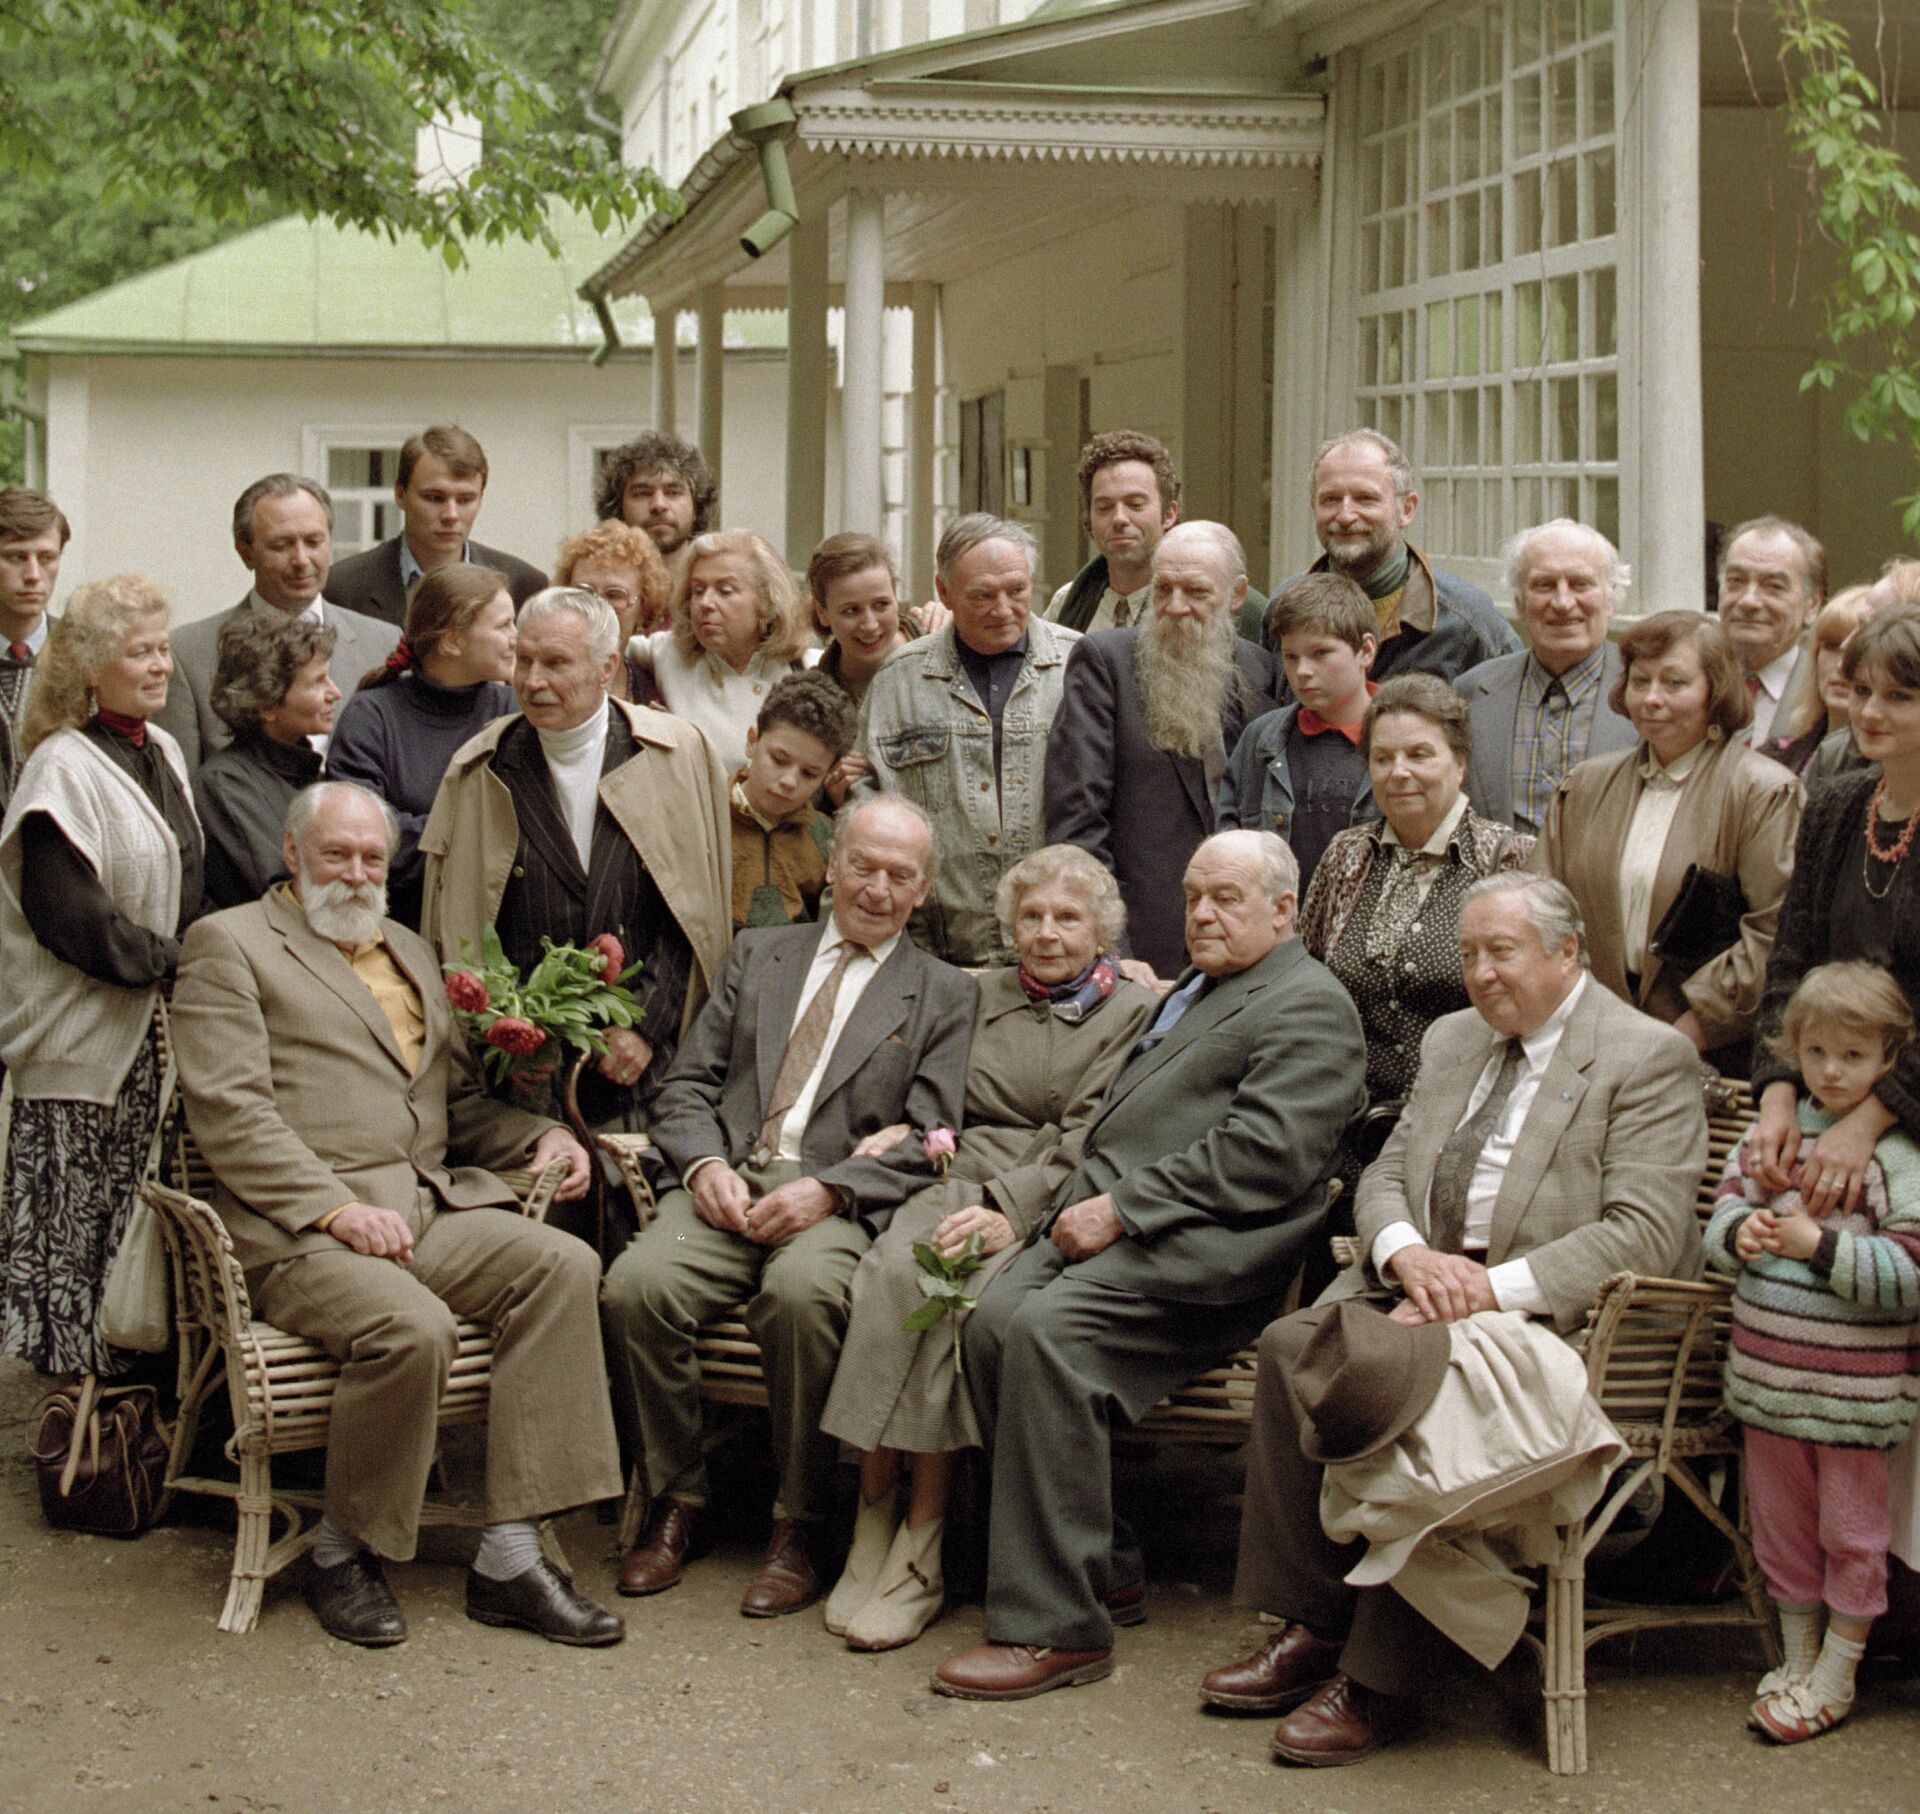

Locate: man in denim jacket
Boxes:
[856,515,1080,965]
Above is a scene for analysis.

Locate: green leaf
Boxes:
[901,1300,949,1333]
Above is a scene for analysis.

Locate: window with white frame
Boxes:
[319,442,407,554]
[1354,0,1619,565]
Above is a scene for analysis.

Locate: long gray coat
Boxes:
[819,967,1156,1453]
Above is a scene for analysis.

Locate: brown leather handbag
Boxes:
[29,1374,172,1538]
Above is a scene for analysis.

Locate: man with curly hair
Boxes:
[597,432,718,595]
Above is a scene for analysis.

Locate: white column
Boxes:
[841,188,887,534]
[909,281,938,603]
[785,212,830,562]
[1271,190,1326,584]
[651,303,680,433]
[695,285,726,493]
[1622,0,1702,611]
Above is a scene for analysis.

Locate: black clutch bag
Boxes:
[1648,863,1746,974]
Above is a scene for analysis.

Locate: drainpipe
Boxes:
[589,293,622,369]
[733,98,800,259]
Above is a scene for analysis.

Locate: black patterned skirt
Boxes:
[1,1032,164,1375]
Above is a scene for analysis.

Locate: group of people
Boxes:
[1,412,1917,1766]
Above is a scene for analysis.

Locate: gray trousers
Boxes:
[252,1199,622,1562]
[964,1235,1273,1651]
[1230,1311,1460,1695]
[599,1159,869,1522]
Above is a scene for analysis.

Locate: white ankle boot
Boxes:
[824,1493,898,1636]
[845,1515,945,1651]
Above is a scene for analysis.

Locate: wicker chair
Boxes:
[141,1110,565,1635]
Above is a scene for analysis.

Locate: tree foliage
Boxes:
[1772,0,1920,541]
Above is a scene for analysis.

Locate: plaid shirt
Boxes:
[1512,646,1608,833]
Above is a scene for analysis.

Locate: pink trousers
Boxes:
[1744,1427,1891,1619]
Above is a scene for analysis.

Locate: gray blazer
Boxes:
[1344,979,1706,1333]
[155,594,399,776]
[647,919,977,1231]
[1453,645,1638,827]
[324,536,548,630]
[1055,936,1366,1308]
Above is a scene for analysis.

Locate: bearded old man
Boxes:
[172,781,626,1648]
[1043,521,1279,977]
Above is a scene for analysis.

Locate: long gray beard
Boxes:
[300,874,388,946]
[1135,609,1240,760]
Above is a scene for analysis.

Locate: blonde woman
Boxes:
[0,575,203,1375]
[1768,585,1875,776]
[627,529,817,769]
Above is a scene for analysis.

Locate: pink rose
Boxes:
[485,1016,548,1057]
[923,1126,957,1167]
[587,933,626,979]
[445,970,490,1013]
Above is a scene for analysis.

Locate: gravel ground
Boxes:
[3,1357,1915,1814]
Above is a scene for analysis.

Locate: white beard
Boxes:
[1135,606,1239,760]
[298,873,388,946]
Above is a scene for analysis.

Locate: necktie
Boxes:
[754,944,860,1162]
[1112,593,1132,629]
[1427,1039,1525,1254]
[1743,673,1761,699]
[5,641,29,663]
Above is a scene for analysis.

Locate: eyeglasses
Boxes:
[585,584,638,610]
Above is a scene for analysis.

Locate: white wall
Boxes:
[36,350,790,626]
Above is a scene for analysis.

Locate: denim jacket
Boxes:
[1217,701,1379,843]
[857,616,1080,964]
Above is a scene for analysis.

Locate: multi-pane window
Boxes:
[323,445,406,554]
[1354,0,1619,564]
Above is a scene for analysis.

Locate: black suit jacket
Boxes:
[323,536,548,629]
[1043,626,1278,974]
[647,920,977,1231]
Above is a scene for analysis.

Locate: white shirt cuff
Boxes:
[1370,1221,1426,1277]
[683,1156,724,1185]
[1486,1257,1550,1316]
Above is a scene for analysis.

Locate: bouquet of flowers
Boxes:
[444,927,644,1091]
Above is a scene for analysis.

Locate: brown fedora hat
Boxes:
[1287,1300,1452,1465]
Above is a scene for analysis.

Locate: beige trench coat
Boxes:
[820,967,1157,1454]
[417,698,733,1042]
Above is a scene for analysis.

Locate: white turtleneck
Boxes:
[536,698,610,868]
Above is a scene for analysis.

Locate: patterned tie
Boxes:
[754,943,860,1162]
[1112,593,1132,629]
[1427,1039,1525,1254]
[5,641,29,663]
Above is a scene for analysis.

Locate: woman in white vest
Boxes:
[0,575,203,1376]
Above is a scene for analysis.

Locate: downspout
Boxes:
[732,98,800,259]
[590,293,622,369]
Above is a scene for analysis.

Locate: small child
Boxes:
[1706,961,1920,1743]
[1217,572,1379,892]
[730,672,857,929]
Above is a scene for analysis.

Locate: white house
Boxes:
[581,0,1919,605]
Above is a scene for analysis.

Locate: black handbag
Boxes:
[29,1375,172,1538]
[1648,863,1747,975]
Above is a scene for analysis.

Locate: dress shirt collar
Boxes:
[1378,790,1469,857]
[8,614,49,657]
[1636,734,1711,785]
[1513,970,1587,1071]
[248,588,324,627]
[1522,642,1607,703]
[1753,643,1798,704]
[817,915,901,970]
[399,537,470,594]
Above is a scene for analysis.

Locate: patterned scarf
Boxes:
[1017,952,1120,1023]
[1364,842,1442,964]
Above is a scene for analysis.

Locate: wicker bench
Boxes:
[141,1116,565,1635]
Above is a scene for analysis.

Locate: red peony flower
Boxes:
[587,933,626,979]
[445,970,490,1013]
[485,1016,548,1056]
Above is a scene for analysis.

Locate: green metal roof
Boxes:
[11,205,786,357]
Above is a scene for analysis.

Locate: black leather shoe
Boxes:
[304,1553,406,1648]
[466,1560,626,1647]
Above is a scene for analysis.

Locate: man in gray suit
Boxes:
[931,828,1366,1701]
[1453,519,1638,831]
[601,795,975,1619]
[155,474,398,775]
[1201,872,1705,1767]
[1717,514,1824,754]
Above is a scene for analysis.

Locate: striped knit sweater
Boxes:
[1705,1104,1920,1448]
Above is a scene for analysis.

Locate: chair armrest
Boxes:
[500,1158,570,1222]
[598,1133,658,1231]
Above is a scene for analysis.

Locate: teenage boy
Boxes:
[1216,573,1379,891]
[731,672,858,929]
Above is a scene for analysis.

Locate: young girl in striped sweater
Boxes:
[1707,961,1920,1744]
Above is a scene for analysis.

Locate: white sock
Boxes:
[1808,1626,1866,1708]
[311,1517,364,1570]
[473,1520,544,1582]
[1776,1603,1823,1676]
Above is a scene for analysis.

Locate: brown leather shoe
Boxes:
[739,1517,823,1618]
[1103,1580,1147,1628]
[617,1498,700,1597]
[1269,1673,1418,1767]
[931,1642,1114,1701]
[1200,1621,1343,1713]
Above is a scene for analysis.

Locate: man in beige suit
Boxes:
[1199,871,1706,1767]
[173,781,626,1649]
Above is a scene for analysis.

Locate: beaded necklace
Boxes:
[1862,775,1920,899]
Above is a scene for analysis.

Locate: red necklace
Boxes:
[1863,776,1920,898]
